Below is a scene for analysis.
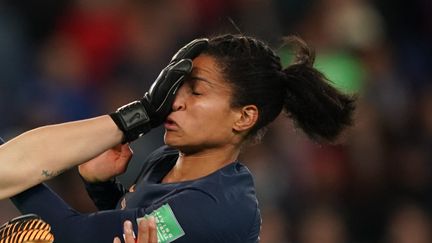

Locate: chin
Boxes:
[164,132,176,146]
[164,139,187,150]
[163,138,201,155]
[164,134,184,148]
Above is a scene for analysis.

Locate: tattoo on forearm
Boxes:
[41,169,65,179]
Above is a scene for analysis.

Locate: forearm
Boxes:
[0,115,123,199]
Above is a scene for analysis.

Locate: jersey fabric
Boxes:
[11,146,261,243]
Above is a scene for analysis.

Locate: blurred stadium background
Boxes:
[0,0,431,242]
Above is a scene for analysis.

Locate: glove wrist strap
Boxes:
[110,100,151,143]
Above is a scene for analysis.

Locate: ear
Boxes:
[232,105,259,133]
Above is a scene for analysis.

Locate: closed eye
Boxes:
[186,77,208,96]
[192,90,202,96]
[190,82,203,96]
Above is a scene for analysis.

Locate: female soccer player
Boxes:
[7,34,355,242]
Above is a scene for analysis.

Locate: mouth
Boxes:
[164,117,178,130]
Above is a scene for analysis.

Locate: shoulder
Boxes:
[185,162,258,207]
[212,162,258,201]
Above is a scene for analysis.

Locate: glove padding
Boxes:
[0,214,54,243]
[111,38,209,143]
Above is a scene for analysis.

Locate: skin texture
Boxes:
[113,217,157,243]
[161,54,257,183]
[78,144,133,183]
[164,54,239,152]
[0,115,123,199]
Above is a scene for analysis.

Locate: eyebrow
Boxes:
[189,75,213,86]
[190,66,211,80]
[190,67,230,90]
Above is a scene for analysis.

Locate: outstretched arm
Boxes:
[0,38,208,200]
[0,115,123,199]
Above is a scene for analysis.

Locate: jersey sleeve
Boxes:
[11,184,260,243]
[82,177,126,210]
[11,184,144,243]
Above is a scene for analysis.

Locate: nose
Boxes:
[171,84,186,111]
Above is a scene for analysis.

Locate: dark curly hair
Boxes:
[203,34,356,142]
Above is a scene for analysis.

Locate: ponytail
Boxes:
[281,36,356,142]
[204,34,355,143]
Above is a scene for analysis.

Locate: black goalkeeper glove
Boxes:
[110,38,209,143]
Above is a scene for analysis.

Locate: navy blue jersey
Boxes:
[11,146,261,242]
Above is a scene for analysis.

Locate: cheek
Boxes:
[194,103,235,137]
[165,96,237,147]
[198,101,232,123]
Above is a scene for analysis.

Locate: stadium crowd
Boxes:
[0,0,431,242]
